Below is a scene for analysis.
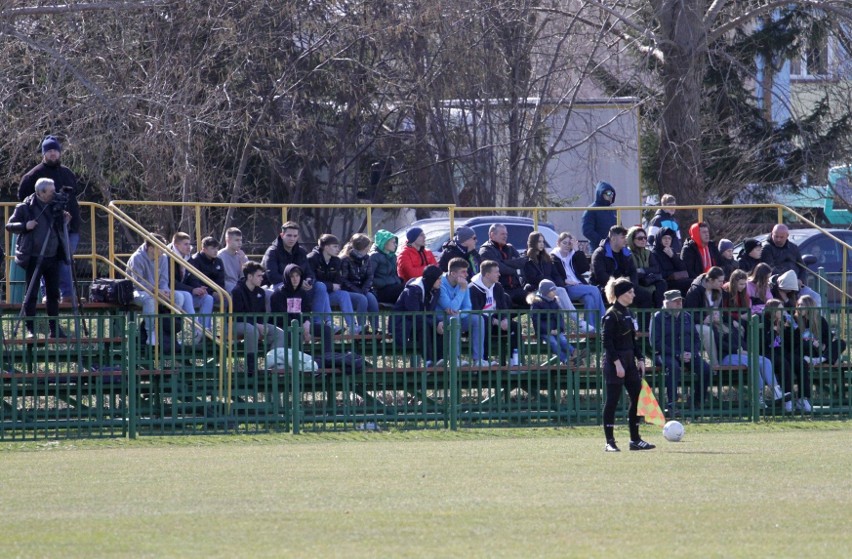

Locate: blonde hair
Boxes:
[795,295,822,340]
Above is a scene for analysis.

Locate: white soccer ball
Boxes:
[663,420,685,442]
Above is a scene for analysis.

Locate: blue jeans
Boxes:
[328,288,356,329]
[565,283,607,326]
[720,352,777,392]
[543,333,573,363]
[347,291,377,329]
[451,315,485,361]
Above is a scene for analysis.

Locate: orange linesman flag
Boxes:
[637,378,666,427]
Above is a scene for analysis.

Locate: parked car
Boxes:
[392,216,560,261]
[734,228,852,304]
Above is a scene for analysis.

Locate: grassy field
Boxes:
[1,422,850,558]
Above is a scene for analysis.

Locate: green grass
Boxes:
[1,422,850,558]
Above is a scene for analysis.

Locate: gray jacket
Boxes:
[126,244,169,293]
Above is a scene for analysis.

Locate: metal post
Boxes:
[127,319,138,439]
[448,317,460,431]
[290,319,302,434]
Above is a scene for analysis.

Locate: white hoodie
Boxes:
[470,273,496,316]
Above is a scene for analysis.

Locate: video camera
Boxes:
[50,185,74,215]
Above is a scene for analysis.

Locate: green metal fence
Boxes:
[1,306,850,440]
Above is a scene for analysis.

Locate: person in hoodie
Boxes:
[646,193,682,251]
[125,233,169,346]
[736,238,763,274]
[307,234,365,334]
[550,231,607,330]
[651,227,691,295]
[680,222,721,281]
[340,233,379,332]
[626,226,667,308]
[590,225,652,314]
[439,257,492,367]
[397,227,437,282]
[527,279,577,366]
[389,264,444,365]
[581,181,618,250]
[231,261,286,374]
[438,226,481,278]
[684,266,726,366]
[269,263,335,356]
[261,221,333,328]
[370,229,404,304]
[169,231,215,342]
[470,260,520,364]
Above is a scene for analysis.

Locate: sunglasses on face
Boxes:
[635,236,647,241]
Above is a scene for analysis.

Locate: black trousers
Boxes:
[24,255,61,334]
[603,374,643,442]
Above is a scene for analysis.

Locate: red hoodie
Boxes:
[688,223,713,273]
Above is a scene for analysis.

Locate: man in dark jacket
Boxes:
[478,223,527,307]
[230,262,286,374]
[581,181,617,249]
[189,236,227,305]
[18,136,80,303]
[389,264,444,365]
[650,290,712,414]
[470,260,520,364]
[760,223,822,306]
[439,226,481,278]
[590,225,652,312]
[680,222,721,280]
[736,238,762,274]
[646,194,682,251]
[5,178,69,338]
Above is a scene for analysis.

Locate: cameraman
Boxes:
[18,135,80,303]
[5,178,71,338]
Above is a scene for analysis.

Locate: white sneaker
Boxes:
[435,359,445,367]
[579,320,596,334]
[797,398,813,412]
[458,359,470,367]
[784,400,793,412]
[773,385,784,401]
[472,358,494,367]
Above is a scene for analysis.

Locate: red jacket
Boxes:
[397,244,437,281]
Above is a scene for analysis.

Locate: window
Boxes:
[790,33,832,78]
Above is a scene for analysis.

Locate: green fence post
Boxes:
[748,314,760,423]
[448,317,460,431]
[126,318,138,439]
[290,319,302,435]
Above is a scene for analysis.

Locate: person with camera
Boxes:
[18,136,80,304]
[5,178,70,338]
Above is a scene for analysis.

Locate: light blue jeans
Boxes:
[450,315,485,361]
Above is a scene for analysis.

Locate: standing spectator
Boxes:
[762,299,812,412]
[370,229,404,304]
[737,238,763,274]
[581,181,617,250]
[5,178,70,338]
[523,231,591,333]
[478,223,528,308]
[189,236,226,306]
[438,226,481,278]
[650,290,712,416]
[169,232,215,342]
[646,193,682,251]
[439,257,492,367]
[389,264,444,366]
[397,227,437,282]
[746,262,773,314]
[626,226,667,308]
[680,222,721,280]
[125,233,169,346]
[652,227,691,295]
[232,262,286,374]
[470,260,520,364]
[590,225,652,314]
[307,234,364,334]
[760,223,822,306]
[717,239,737,280]
[528,279,578,366]
[550,231,607,329]
[340,233,378,332]
[261,221,334,329]
[18,136,80,303]
[601,278,655,452]
[684,266,726,366]
[218,227,248,294]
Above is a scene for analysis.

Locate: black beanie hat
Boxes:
[613,279,634,298]
[422,265,442,289]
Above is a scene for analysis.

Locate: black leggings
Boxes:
[603,375,643,442]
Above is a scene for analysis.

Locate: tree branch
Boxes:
[708,1,852,43]
[0,1,167,19]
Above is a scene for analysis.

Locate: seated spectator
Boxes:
[680,222,721,280]
[717,239,737,280]
[189,236,226,307]
[737,238,762,274]
[550,231,607,330]
[218,227,248,295]
[581,181,617,250]
[523,231,591,333]
[439,257,493,367]
[340,233,379,332]
[647,193,682,251]
[762,299,812,412]
[650,290,712,415]
[770,270,800,309]
[231,261,286,374]
[795,294,846,365]
[722,269,751,329]
[389,264,444,366]
[478,223,528,308]
[438,226,481,278]
[470,260,521,364]
[527,280,578,366]
[652,227,691,295]
[397,227,437,282]
[269,264,334,357]
[126,233,169,346]
[684,266,726,366]
[168,232,215,342]
[590,225,653,316]
[747,263,773,314]
[307,234,365,334]
[370,229,404,304]
[760,223,821,306]
[626,226,667,308]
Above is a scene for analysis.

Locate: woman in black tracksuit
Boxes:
[601,278,655,452]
